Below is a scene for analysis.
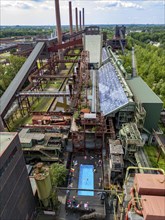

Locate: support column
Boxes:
[82,8,85,29]
[54,0,62,44]
[75,7,78,32]
[79,10,82,30]
[69,1,73,35]
[54,0,64,69]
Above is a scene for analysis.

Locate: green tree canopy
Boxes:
[50,163,67,187]
[0,55,26,97]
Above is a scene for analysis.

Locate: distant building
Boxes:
[0,132,35,220]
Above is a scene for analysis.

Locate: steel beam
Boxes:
[17,91,71,97]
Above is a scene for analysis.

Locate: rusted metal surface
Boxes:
[134,174,165,196]
[32,114,71,126]
[141,195,165,220]
[48,38,82,52]
[32,111,73,116]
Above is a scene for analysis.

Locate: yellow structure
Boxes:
[33,163,52,207]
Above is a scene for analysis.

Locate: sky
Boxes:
[1,0,165,25]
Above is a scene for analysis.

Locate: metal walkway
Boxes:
[0,42,45,118]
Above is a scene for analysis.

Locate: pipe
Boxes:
[56,186,122,193]
[75,7,78,32]
[82,8,85,28]
[130,187,143,216]
[79,10,82,30]
[54,0,62,44]
[125,200,132,220]
[124,166,165,185]
[125,187,143,220]
[69,1,73,35]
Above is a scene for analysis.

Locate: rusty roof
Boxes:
[141,195,165,220]
[134,174,165,196]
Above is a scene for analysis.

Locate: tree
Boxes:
[10,48,17,54]
[0,55,26,97]
[50,163,67,187]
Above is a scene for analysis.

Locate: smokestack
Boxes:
[79,10,82,30]
[54,0,62,44]
[82,8,85,29]
[75,7,78,32]
[69,1,73,35]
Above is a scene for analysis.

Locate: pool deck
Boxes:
[64,154,106,219]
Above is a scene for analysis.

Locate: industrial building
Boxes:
[0,132,35,220]
[127,76,163,132]
[0,0,164,220]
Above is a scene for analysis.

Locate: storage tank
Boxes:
[33,163,52,207]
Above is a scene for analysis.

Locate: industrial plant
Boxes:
[0,1,165,220]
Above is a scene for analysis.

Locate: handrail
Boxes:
[124,166,165,184]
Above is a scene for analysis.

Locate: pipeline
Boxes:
[125,166,165,185]
[125,187,143,220]
[125,200,132,220]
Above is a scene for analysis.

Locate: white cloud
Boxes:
[96,0,143,9]
[1,0,164,25]
[1,1,35,10]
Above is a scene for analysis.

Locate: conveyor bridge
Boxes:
[0,42,45,118]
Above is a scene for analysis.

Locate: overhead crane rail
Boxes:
[17,91,71,97]
[31,75,73,79]
[49,59,78,63]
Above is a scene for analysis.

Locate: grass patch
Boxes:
[32,97,54,112]
[65,63,72,68]
[144,145,165,171]
[74,49,80,54]
[47,81,62,89]
[10,115,32,131]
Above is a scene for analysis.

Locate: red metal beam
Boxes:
[48,38,82,52]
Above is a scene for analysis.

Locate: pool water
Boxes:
[78,164,94,196]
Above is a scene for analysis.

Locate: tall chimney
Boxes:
[54,0,62,44]
[69,1,73,35]
[75,7,78,32]
[82,8,85,28]
[79,10,82,30]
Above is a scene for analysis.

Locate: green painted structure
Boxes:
[127,76,163,132]
[33,163,52,207]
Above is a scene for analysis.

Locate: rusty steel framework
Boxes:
[72,113,114,155]
[70,50,110,154]
[11,49,81,120]
[71,50,90,110]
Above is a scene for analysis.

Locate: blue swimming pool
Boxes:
[78,164,94,196]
